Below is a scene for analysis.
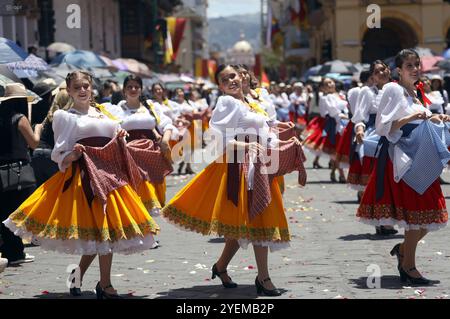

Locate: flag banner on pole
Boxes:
[167,17,187,61]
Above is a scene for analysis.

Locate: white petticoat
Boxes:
[357,217,447,232]
[3,218,157,256]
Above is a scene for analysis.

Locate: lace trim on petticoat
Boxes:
[3,218,156,255]
[357,217,447,232]
[160,205,291,251]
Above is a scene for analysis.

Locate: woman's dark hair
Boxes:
[214,64,232,85]
[0,98,29,155]
[123,74,143,91]
[359,70,372,84]
[111,91,124,105]
[395,49,420,69]
[369,60,389,75]
[249,71,259,90]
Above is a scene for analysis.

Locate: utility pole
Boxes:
[260,0,267,51]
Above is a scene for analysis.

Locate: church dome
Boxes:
[233,40,253,53]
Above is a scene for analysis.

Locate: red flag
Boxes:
[167,17,187,61]
[261,71,270,88]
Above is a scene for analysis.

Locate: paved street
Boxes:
[1,155,450,299]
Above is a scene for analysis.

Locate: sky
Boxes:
[207,0,261,18]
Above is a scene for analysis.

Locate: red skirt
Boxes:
[289,111,307,127]
[302,116,326,155]
[335,121,354,166]
[322,132,341,157]
[347,156,376,191]
[357,158,448,231]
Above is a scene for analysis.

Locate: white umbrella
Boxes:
[47,42,76,53]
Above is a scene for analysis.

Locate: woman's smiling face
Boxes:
[218,66,243,97]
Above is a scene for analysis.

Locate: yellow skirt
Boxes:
[161,160,290,249]
[202,118,209,132]
[276,176,285,194]
[137,181,162,216]
[189,121,202,150]
[4,165,160,255]
[153,179,166,206]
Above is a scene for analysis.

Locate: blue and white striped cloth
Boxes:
[396,121,450,194]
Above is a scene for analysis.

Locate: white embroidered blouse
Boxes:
[51,108,119,172]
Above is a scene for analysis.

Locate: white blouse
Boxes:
[320,93,349,133]
[426,91,444,114]
[104,101,178,139]
[189,98,209,112]
[256,88,277,121]
[209,95,279,190]
[209,95,279,151]
[271,92,290,109]
[347,87,361,116]
[376,82,432,143]
[376,82,434,182]
[352,86,379,127]
[51,108,120,172]
[152,99,181,121]
[289,92,307,105]
[176,101,196,115]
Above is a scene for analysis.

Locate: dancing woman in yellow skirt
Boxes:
[161,65,306,296]
[2,71,159,299]
[103,75,175,214]
[147,83,180,205]
[234,64,295,195]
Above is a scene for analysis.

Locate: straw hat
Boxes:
[0,83,33,103]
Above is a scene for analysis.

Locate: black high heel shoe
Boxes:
[177,162,185,175]
[330,172,337,183]
[390,243,403,270]
[95,282,123,299]
[312,161,323,169]
[69,269,81,297]
[255,276,282,297]
[398,267,431,285]
[211,264,238,288]
[69,285,82,297]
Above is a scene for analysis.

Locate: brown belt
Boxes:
[127,129,156,142]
